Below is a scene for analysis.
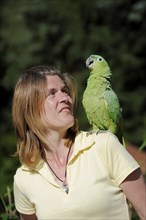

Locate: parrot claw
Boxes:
[86,129,100,137]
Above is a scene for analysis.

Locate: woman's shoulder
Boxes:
[74,130,119,153]
[14,166,29,188]
[14,165,32,181]
[14,161,44,183]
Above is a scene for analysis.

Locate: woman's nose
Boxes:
[58,91,69,102]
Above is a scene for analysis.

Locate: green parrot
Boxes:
[82,54,124,143]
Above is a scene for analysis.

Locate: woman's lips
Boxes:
[59,106,72,113]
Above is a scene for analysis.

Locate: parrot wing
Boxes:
[103,89,124,145]
[103,89,121,124]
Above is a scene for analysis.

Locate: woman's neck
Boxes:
[45,131,70,166]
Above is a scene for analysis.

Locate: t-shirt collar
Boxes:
[21,130,96,171]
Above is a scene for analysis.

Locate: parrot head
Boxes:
[86,55,111,78]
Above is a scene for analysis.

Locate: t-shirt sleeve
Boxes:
[14,174,35,215]
[105,133,140,185]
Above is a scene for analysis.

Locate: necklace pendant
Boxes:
[62,182,69,194]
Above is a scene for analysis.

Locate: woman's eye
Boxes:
[50,92,55,96]
[62,87,69,95]
[47,89,56,96]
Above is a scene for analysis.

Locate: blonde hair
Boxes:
[12,66,78,169]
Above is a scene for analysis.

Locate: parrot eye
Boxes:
[97,57,103,62]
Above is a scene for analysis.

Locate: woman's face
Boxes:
[44,75,74,133]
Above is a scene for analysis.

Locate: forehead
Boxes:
[46,75,65,88]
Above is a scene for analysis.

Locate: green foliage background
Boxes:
[0,0,146,218]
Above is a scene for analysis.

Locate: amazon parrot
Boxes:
[82,54,124,144]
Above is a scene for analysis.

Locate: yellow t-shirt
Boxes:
[14,131,140,219]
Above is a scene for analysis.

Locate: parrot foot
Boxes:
[86,129,100,137]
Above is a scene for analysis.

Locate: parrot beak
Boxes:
[86,56,94,69]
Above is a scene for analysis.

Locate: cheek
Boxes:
[44,100,56,116]
[70,97,73,104]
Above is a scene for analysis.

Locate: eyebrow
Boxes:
[48,84,67,91]
[61,84,69,90]
[48,88,56,93]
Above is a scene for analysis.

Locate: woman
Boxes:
[12,66,146,220]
